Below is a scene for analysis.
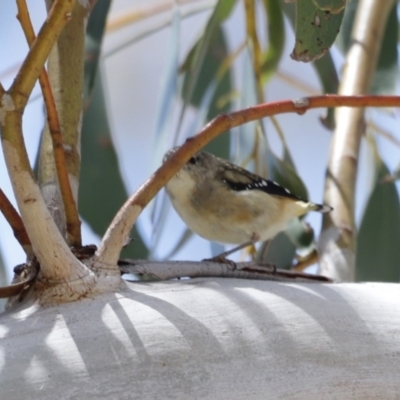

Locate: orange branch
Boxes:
[16,0,82,246]
[0,189,32,257]
[96,94,400,264]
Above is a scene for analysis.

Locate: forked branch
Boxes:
[16,0,82,247]
[0,189,32,257]
[0,0,92,285]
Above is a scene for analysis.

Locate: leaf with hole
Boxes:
[291,0,345,62]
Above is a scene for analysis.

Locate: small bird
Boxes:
[164,148,332,259]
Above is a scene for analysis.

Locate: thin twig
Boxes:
[9,0,77,110]
[276,70,320,96]
[0,189,32,256]
[106,0,215,32]
[244,0,264,103]
[16,0,82,247]
[369,120,400,148]
[0,260,38,299]
[118,259,332,283]
[95,95,400,266]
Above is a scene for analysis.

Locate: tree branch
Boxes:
[95,94,400,266]
[0,0,93,288]
[118,259,332,283]
[16,0,82,247]
[0,189,32,257]
[9,0,77,110]
[319,0,395,282]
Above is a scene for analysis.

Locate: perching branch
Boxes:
[319,0,395,282]
[95,95,400,266]
[0,189,32,257]
[118,259,332,283]
[16,0,82,247]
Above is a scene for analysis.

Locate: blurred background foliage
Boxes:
[0,0,399,283]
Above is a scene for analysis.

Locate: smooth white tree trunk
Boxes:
[1,279,399,399]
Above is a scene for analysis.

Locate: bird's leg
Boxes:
[253,240,277,273]
[256,240,271,263]
[203,234,260,269]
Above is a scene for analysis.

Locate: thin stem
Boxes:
[96,94,400,265]
[9,0,76,110]
[244,0,264,103]
[0,189,32,257]
[106,0,215,32]
[16,0,82,246]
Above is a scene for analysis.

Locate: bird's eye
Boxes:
[188,157,197,165]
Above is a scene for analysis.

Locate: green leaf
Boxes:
[313,0,346,13]
[260,0,285,81]
[258,232,296,269]
[79,72,148,259]
[291,0,345,62]
[371,4,398,94]
[181,25,232,159]
[282,1,339,128]
[286,218,315,248]
[336,1,398,94]
[84,0,112,103]
[181,27,232,109]
[356,160,400,282]
[180,0,236,110]
[152,8,180,168]
[267,148,309,202]
[313,53,338,129]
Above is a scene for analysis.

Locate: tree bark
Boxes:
[1,279,399,398]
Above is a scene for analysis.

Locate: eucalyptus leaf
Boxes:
[266,148,309,202]
[313,53,338,129]
[291,0,345,62]
[258,232,296,270]
[282,1,339,128]
[260,0,285,82]
[181,26,232,158]
[149,9,181,239]
[79,72,148,259]
[313,0,346,13]
[356,161,400,282]
[84,0,112,103]
[153,8,180,157]
[180,0,236,117]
